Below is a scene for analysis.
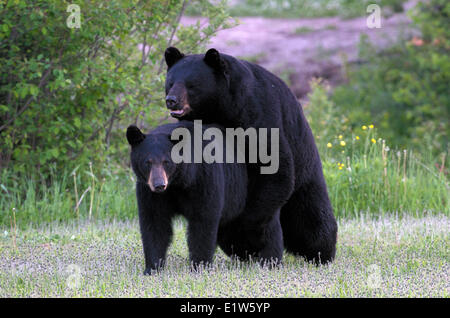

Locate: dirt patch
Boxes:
[181,4,418,98]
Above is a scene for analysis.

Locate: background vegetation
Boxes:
[0,0,233,176]
[0,0,448,227]
[332,0,449,157]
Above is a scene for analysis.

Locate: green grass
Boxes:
[324,24,338,30]
[292,25,337,35]
[187,0,407,19]
[0,215,448,297]
[293,26,314,34]
[321,133,449,217]
[236,52,267,64]
[0,166,137,228]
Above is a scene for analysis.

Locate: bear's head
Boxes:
[164,47,231,122]
[127,125,177,193]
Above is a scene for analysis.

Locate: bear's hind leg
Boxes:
[217,212,283,267]
[257,210,284,267]
[280,181,338,265]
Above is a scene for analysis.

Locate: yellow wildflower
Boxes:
[327,143,332,148]
[340,140,346,146]
[371,138,376,144]
[369,124,374,129]
[355,136,360,140]
[338,135,343,139]
[362,125,367,130]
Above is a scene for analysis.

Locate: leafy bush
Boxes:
[332,0,449,157]
[0,0,233,176]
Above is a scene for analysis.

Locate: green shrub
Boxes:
[0,0,233,176]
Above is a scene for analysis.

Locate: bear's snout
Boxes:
[148,164,169,193]
[165,95,179,110]
[149,177,168,193]
[166,82,191,118]
[153,182,167,193]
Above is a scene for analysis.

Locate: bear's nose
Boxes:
[165,95,179,109]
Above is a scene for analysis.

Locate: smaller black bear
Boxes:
[127,121,257,274]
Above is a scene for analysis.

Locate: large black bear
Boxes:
[127,121,284,274]
[164,47,338,264]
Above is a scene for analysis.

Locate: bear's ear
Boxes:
[165,47,184,69]
[204,48,222,69]
[127,125,145,146]
[204,48,230,85]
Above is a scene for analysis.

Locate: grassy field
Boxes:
[0,215,448,297]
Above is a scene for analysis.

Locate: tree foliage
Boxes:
[0,0,233,175]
